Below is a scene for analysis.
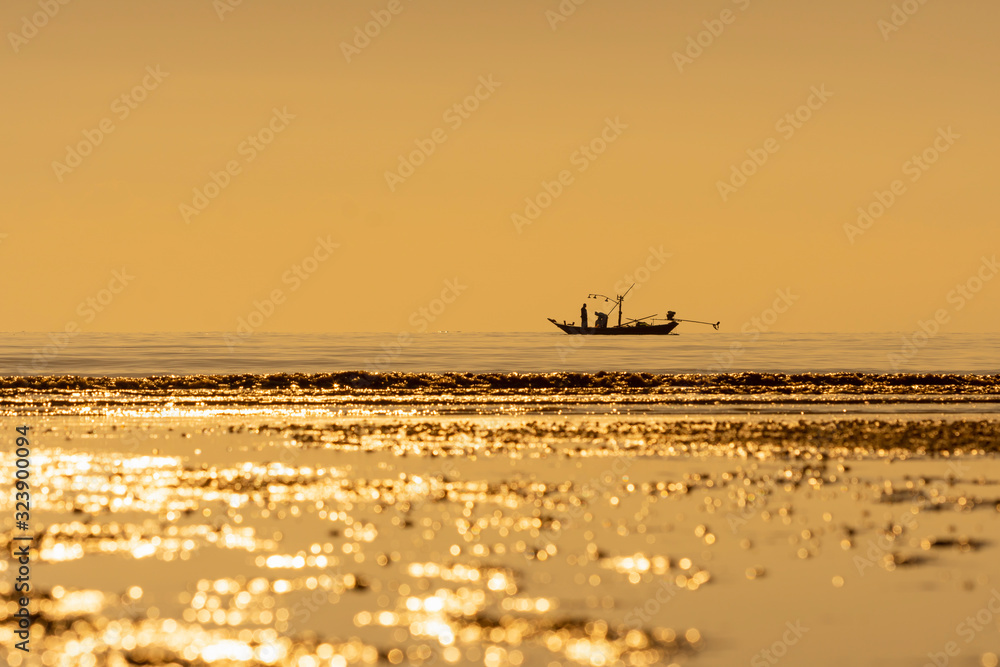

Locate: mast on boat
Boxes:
[588,283,634,328]
[549,283,719,334]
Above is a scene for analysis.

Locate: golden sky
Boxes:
[3,0,998,333]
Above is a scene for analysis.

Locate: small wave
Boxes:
[1,371,998,394]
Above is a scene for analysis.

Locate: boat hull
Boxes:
[547,318,679,335]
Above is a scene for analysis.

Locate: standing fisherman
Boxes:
[581,303,588,329]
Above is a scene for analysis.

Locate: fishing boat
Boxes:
[548,284,719,336]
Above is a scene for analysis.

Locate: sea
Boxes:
[3,332,1000,666]
[1,331,997,376]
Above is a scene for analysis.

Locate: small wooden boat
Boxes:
[547,318,682,335]
[548,284,719,336]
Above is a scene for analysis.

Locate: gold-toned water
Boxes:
[2,377,1000,665]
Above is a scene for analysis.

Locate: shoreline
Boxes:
[2,371,999,394]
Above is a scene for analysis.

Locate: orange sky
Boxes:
[3,0,998,333]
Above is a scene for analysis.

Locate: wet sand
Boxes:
[2,373,999,666]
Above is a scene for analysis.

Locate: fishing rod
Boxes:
[671,317,721,330]
[622,314,657,325]
[586,284,719,330]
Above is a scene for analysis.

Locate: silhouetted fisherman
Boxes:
[581,303,588,329]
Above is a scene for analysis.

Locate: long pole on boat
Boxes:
[673,318,721,330]
[623,314,657,325]
[587,283,635,326]
[612,283,634,327]
[587,283,634,328]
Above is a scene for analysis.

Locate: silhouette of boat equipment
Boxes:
[548,284,720,336]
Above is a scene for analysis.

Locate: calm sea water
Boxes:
[1,332,996,376]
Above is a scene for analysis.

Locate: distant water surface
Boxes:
[1,332,996,376]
